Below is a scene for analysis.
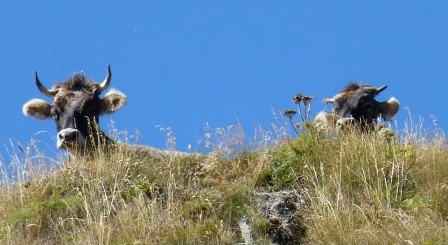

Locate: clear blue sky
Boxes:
[1,2,447,167]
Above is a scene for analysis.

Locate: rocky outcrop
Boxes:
[254,190,309,245]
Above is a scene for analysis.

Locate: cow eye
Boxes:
[51,108,60,120]
[363,103,373,109]
[83,108,96,116]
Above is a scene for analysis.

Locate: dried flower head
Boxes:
[302,96,314,106]
[292,93,314,105]
[292,94,304,104]
[282,109,297,119]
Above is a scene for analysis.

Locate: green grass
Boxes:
[0,121,447,244]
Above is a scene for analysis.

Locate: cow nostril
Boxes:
[64,132,76,142]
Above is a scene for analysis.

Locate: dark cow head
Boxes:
[22,65,127,153]
[315,83,399,130]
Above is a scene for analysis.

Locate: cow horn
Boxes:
[98,64,112,93]
[376,85,388,94]
[35,71,57,98]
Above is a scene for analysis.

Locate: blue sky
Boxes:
[1,2,448,170]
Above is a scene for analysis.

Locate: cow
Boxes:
[22,65,127,154]
[314,83,400,131]
[22,65,192,159]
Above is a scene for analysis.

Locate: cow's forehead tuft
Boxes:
[342,83,361,93]
[51,73,100,92]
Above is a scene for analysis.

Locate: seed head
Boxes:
[293,93,314,106]
[292,94,304,104]
[282,109,297,119]
[302,96,314,106]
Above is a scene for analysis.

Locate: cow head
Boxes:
[315,83,399,130]
[22,65,127,153]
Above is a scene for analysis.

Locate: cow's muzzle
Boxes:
[57,128,86,149]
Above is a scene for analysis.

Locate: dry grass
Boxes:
[0,125,276,245]
[302,130,448,244]
[0,119,447,244]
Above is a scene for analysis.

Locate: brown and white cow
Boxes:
[23,65,127,153]
[314,83,400,131]
[23,65,196,159]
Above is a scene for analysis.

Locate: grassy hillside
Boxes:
[0,122,447,244]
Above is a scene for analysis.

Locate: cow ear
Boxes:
[380,97,400,121]
[100,89,127,114]
[23,99,52,120]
